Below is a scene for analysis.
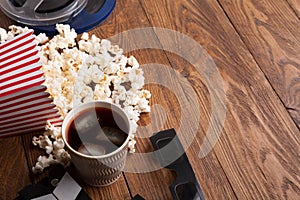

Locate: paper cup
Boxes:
[62,101,132,186]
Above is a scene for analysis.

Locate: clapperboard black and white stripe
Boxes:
[17,166,91,200]
[31,173,89,200]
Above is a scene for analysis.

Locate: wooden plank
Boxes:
[218,0,300,128]
[90,1,187,198]
[22,133,50,183]
[122,53,238,199]
[83,177,131,200]
[0,137,31,199]
[91,0,238,199]
[0,11,13,30]
[139,0,300,199]
[287,0,300,18]
[1,0,298,199]
[22,132,131,199]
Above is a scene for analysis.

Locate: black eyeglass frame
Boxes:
[150,128,205,200]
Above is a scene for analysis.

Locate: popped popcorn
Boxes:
[8,25,31,35]
[1,24,151,173]
[31,122,71,173]
[32,151,70,174]
[40,25,150,130]
[32,135,53,154]
[35,33,49,45]
[0,28,11,43]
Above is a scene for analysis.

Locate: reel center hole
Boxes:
[36,0,74,13]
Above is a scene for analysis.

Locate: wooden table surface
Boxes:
[0,0,300,199]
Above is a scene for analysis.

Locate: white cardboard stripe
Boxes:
[0,34,35,54]
[0,76,44,95]
[1,70,43,87]
[1,48,38,66]
[0,91,49,107]
[2,63,41,79]
[0,109,58,123]
[0,42,36,61]
[0,31,33,50]
[1,113,60,128]
[49,119,63,126]
[0,109,60,124]
[0,85,45,101]
[0,55,40,73]
[0,121,48,133]
[0,97,51,113]
[0,104,54,118]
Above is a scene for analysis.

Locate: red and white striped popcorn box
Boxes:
[0,32,62,138]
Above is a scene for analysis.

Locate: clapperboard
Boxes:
[17,165,91,200]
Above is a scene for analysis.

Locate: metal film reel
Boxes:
[0,0,116,34]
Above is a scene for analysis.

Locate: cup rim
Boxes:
[62,101,132,159]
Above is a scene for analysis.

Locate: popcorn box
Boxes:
[0,32,62,138]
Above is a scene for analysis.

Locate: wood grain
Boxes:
[22,133,51,183]
[139,0,300,199]
[218,0,300,128]
[83,177,131,200]
[0,137,31,199]
[123,50,237,199]
[0,0,299,199]
[90,0,239,199]
[287,0,300,18]
[0,10,13,30]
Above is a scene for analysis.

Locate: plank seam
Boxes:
[216,0,300,132]
[21,135,35,184]
[285,0,300,20]
[122,3,149,199]
[214,153,239,199]
[122,172,134,199]
[137,1,241,198]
